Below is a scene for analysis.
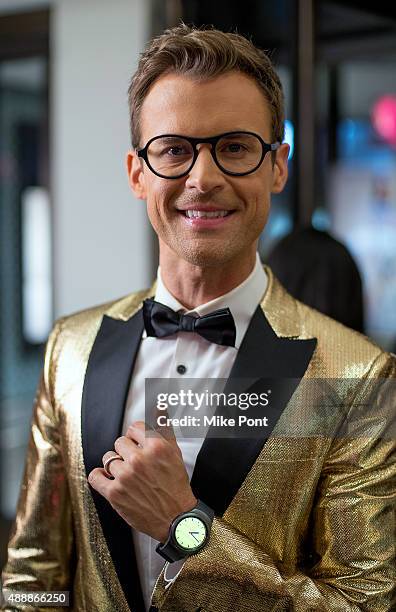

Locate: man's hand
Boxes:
[88,421,197,543]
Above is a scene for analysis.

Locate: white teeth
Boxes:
[184,210,230,218]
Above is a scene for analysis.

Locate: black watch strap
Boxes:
[156,500,214,563]
[155,538,185,563]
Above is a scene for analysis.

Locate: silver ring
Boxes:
[103,453,123,477]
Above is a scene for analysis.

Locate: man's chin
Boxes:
[173,244,237,268]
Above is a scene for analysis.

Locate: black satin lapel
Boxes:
[191,306,317,516]
[81,309,145,612]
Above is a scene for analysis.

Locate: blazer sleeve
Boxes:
[1,319,74,611]
[152,355,396,612]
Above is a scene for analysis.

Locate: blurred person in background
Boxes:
[2,24,396,612]
[267,226,365,333]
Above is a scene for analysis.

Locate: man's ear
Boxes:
[126,149,147,200]
[271,143,289,194]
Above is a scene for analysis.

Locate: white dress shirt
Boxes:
[122,253,267,610]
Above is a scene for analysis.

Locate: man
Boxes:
[2,24,395,612]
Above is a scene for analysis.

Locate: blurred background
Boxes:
[1,0,396,568]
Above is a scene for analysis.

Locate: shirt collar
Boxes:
[152,253,267,349]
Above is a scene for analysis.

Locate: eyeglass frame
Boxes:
[136,131,280,179]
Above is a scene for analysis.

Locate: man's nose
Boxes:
[184,144,226,193]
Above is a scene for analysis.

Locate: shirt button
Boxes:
[177,364,187,375]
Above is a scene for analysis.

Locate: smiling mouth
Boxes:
[178,210,235,218]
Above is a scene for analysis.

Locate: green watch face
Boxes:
[174,516,207,550]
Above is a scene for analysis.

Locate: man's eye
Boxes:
[222,143,247,153]
[165,146,188,156]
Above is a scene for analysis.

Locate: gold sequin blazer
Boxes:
[2,267,396,612]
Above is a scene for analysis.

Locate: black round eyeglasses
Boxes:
[136,131,280,179]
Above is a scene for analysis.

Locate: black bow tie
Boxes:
[142,298,236,347]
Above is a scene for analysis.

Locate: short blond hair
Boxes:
[128,23,285,149]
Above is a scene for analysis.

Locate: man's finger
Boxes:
[126,421,148,447]
[154,406,177,442]
[114,435,140,459]
[88,468,112,497]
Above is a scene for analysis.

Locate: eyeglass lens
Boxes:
[146,133,264,177]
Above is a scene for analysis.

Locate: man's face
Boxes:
[127,71,289,268]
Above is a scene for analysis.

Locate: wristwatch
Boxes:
[156,500,214,562]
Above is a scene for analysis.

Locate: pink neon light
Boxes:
[372,95,396,146]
